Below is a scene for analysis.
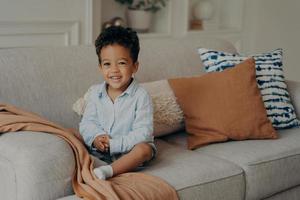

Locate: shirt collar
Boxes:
[98,78,138,98]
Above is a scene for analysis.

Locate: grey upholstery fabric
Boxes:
[263,185,300,200]
[57,196,82,200]
[162,128,300,200]
[0,46,99,130]
[0,155,16,200]
[286,80,300,118]
[144,140,244,200]
[137,37,237,82]
[0,131,75,200]
[198,128,300,200]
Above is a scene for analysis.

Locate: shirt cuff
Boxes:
[109,138,121,155]
[88,133,104,151]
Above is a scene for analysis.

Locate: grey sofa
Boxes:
[1,37,300,200]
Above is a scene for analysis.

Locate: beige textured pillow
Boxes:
[72,80,184,137]
[141,80,184,136]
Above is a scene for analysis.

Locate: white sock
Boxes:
[93,165,113,180]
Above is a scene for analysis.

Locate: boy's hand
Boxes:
[93,134,110,152]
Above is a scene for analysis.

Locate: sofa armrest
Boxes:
[286,80,300,118]
[0,131,75,200]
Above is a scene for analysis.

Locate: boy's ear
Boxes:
[133,61,139,73]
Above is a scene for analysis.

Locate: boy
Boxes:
[79,26,155,180]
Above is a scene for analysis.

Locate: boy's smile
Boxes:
[99,44,138,97]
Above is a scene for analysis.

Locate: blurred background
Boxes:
[0,0,299,81]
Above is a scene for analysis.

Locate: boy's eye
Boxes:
[103,63,110,67]
[119,62,126,65]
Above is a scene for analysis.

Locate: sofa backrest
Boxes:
[0,37,236,129]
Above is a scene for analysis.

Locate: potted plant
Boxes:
[114,0,168,32]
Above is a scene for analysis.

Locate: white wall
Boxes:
[0,0,101,47]
[242,0,300,81]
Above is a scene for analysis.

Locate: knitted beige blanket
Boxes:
[0,104,178,200]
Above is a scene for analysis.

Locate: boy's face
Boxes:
[99,44,138,93]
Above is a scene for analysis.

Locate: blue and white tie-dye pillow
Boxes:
[197,48,300,129]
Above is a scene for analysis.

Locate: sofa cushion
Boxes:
[143,140,245,200]
[0,131,75,200]
[286,80,300,117]
[162,128,300,200]
[198,48,300,129]
[264,185,300,200]
[64,139,244,200]
[168,58,277,150]
[57,196,82,200]
[0,155,16,200]
[0,46,100,129]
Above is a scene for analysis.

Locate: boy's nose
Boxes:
[110,64,120,72]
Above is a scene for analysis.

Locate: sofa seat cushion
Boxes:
[59,139,245,200]
[263,185,300,200]
[162,128,300,200]
[143,140,244,200]
[0,131,75,200]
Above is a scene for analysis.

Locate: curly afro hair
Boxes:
[95,26,140,64]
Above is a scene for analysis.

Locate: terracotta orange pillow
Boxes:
[168,58,278,150]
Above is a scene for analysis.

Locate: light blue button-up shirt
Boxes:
[79,79,154,155]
